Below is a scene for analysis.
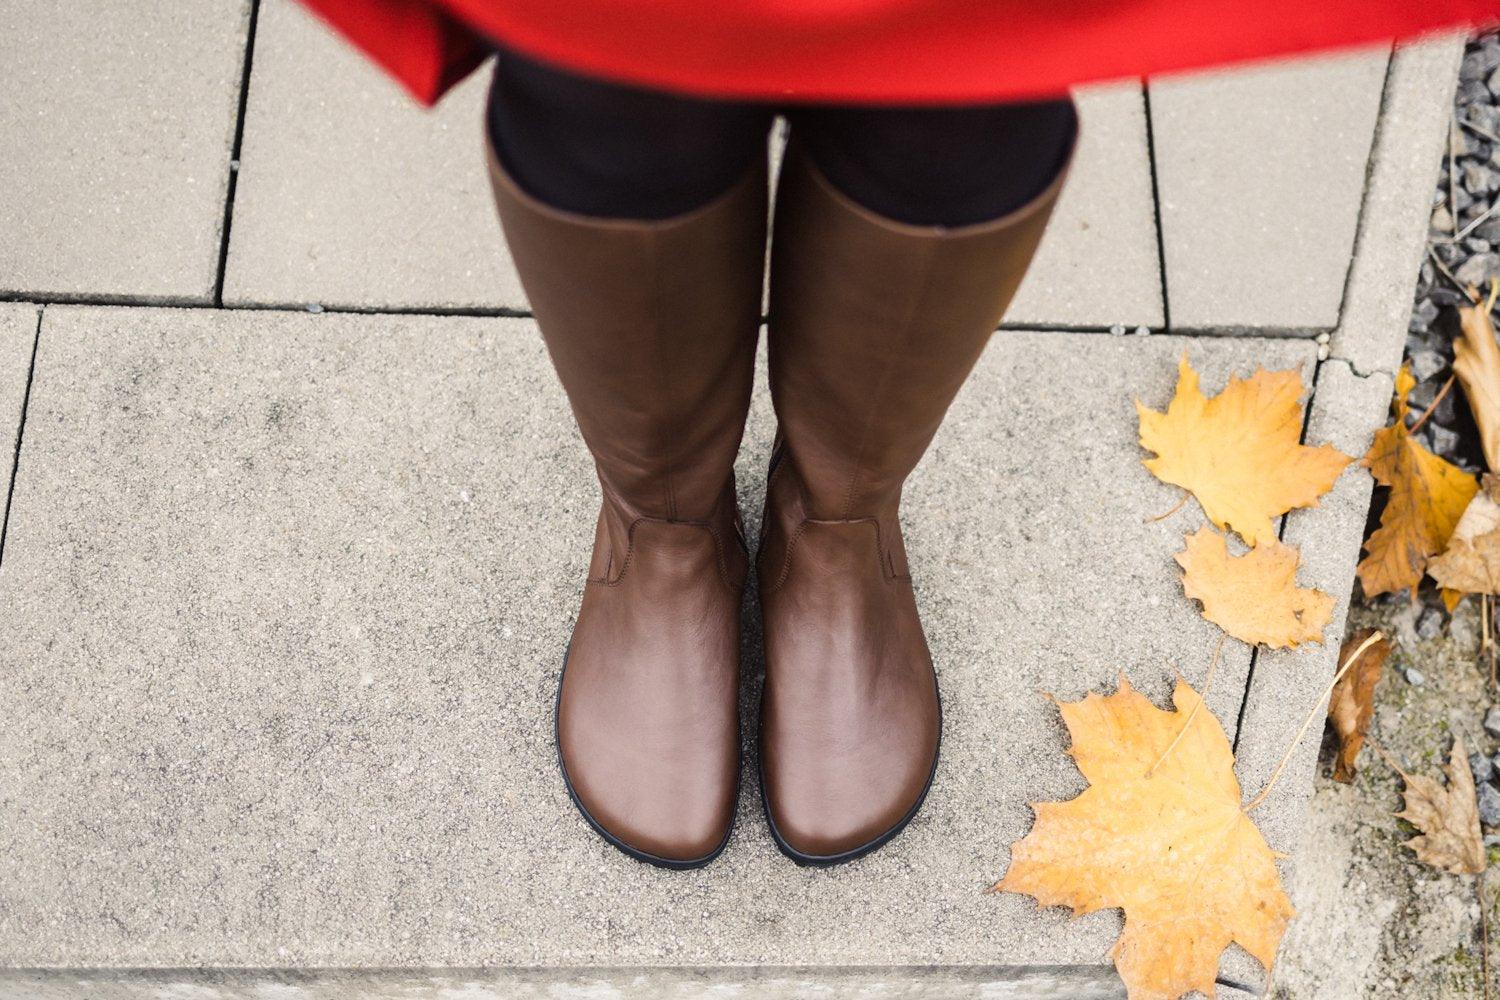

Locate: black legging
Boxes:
[487,47,1078,227]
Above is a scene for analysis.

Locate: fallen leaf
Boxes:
[1390,735,1485,876]
[1455,294,1500,472]
[1357,365,1478,598]
[1428,475,1500,595]
[996,675,1293,1000]
[1327,629,1390,783]
[1137,355,1351,547]
[1175,526,1333,648]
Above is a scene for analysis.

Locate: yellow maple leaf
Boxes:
[996,676,1293,1000]
[1137,356,1351,547]
[1175,526,1333,648]
[1357,365,1478,597]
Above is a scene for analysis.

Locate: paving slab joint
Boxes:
[1319,354,1397,382]
[0,303,43,568]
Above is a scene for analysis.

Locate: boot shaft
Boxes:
[766,141,1071,522]
[487,142,768,525]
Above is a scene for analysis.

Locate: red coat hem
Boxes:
[302,0,1499,108]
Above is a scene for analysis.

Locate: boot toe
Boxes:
[765,739,937,863]
[560,726,737,866]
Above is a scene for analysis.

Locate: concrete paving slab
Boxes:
[0,1,249,304]
[1151,47,1390,332]
[1331,36,1467,376]
[223,0,519,312]
[0,306,1309,987]
[1233,361,1391,862]
[1004,84,1164,330]
[1231,39,1465,897]
[225,4,1156,328]
[0,967,1258,999]
[0,304,38,526]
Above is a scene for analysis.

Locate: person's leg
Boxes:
[792,99,1077,226]
[485,49,774,868]
[488,47,771,219]
[758,99,1077,865]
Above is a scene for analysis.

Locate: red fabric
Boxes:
[300,0,1498,107]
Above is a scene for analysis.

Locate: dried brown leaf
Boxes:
[1392,735,1486,876]
[1428,476,1500,595]
[1455,294,1500,472]
[1326,629,1389,783]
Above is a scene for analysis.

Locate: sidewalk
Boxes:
[0,3,1466,996]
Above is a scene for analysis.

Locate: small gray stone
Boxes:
[1465,43,1500,80]
[1478,783,1500,828]
[1467,237,1495,254]
[1416,604,1446,640]
[1431,287,1469,307]
[1487,833,1500,848]
[1477,218,1500,243]
[1405,667,1426,687]
[1432,205,1456,233]
[1427,425,1462,457]
[1434,241,1467,267]
[1408,348,1448,383]
[1485,705,1500,738]
[1409,299,1440,333]
[1461,80,1493,106]
[1456,253,1499,288]
[1474,752,1496,784]
[1469,104,1500,137]
[1465,163,1500,195]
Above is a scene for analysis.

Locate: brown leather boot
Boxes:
[758,141,1071,865]
[487,142,766,869]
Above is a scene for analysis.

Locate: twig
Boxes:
[1145,490,1190,524]
[1146,633,1227,777]
[1429,245,1479,301]
[1482,869,1492,1000]
[1409,374,1455,435]
[1453,115,1462,239]
[1461,114,1500,146]
[1244,631,1385,812]
[1434,198,1500,245]
[1481,592,1497,692]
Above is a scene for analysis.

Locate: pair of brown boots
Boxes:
[489,135,1066,868]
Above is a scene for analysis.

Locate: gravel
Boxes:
[1479,782,1500,827]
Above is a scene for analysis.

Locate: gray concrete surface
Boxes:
[0,1,249,304]
[222,2,1160,327]
[0,306,1306,988]
[222,0,522,311]
[0,968,1258,999]
[1151,47,1390,332]
[0,304,38,533]
[1232,35,1466,875]
[1005,84,1164,330]
[1330,36,1469,375]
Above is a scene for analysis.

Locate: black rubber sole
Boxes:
[553,640,739,871]
[758,678,942,868]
